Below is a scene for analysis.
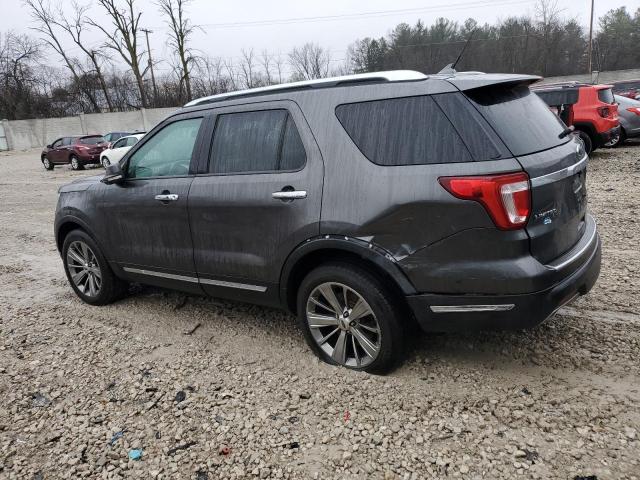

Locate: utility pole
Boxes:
[141,28,158,105]
[587,0,595,75]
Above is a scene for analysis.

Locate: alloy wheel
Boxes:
[102,157,110,168]
[66,240,102,297]
[306,282,381,368]
[71,157,79,170]
[43,158,51,169]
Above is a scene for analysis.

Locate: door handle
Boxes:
[272,190,307,200]
[154,193,179,202]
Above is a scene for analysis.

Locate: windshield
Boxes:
[79,136,105,145]
[465,85,568,157]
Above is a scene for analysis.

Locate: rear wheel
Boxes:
[62,229,127,305]
[577,130,593,155]
[42,157,53,170]
[101,157,110,168]
[70,155,84,170]
[297,263,404,374]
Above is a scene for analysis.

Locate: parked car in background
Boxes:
[102,131,131,148]
[41,135,106,171]
[604,95,640,147]
[533,82,620,154]
[55,70,601,372]
[100,133,145,167]
[611,79,640,100]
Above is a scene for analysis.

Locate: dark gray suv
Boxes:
[55,70,601,373]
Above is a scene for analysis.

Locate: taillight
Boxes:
[439,172,531,230]
[597,106,612,118]
[627,107,640,116]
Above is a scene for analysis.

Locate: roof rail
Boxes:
[184,70,427,107]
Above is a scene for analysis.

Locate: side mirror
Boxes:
[101,163,124,185]
[46,144,52,149]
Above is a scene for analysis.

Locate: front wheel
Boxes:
[297,263,405,374]
[604,130,622,148]
[70,155,84,170]
[42,157,54,170]
[62,229,127,305]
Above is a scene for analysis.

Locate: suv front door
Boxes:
[188,102,324,304]
[98,114,206,293]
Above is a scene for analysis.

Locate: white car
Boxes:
[100,133,145,167]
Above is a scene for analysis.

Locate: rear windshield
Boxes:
[465,85,568,157]
[597,88,614,104]
[79,136,105,145]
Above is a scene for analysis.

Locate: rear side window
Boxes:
[433,93,509,161]
[335,96,471,165]
[465,85,567,157]
[209,110,306,174]
[597,88,614,104]
[126,137,139,147]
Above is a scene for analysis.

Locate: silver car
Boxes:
[607,95,640,146]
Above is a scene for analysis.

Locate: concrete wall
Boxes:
[539,68,640,85]
[2,107,177,151]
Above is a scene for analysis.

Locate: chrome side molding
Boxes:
[123,267,266,292]
[430,304,515,313]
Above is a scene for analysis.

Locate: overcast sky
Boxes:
[2,0,639,76]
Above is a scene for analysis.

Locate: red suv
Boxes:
[41,135,106,171]
[533,83,620,154]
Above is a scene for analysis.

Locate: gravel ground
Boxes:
[0,143,639,480]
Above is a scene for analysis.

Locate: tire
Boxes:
[577,130,593,155]
[101,157,111,168]
[42,156,54,170]
[62,229,127,306]
[604,129,622,148]
[70,155,84,170]
[296,262,405,374]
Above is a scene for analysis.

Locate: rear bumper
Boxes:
[595,125,621,145]
[407,232,601,332]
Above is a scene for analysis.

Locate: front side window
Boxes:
[51,139,63,148]
[62,137,74,146]
[335,95,472,166]
[209,109,306,174]
[127,118,202,179]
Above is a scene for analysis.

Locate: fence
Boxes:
[1,107,178,151]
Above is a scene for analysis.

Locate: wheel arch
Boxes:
[279,236,417,314]
[55,216,100,254]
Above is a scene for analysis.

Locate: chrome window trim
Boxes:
[530,154,588,187]
[122,267,266,292]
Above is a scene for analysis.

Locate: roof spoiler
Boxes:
[446,73,542,91]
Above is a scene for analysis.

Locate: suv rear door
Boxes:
[463,83,589,265]
[188,101,323,304]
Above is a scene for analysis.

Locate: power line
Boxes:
[159,0,536,30]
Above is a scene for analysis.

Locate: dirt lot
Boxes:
[1,144,639,480]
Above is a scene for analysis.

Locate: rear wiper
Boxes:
[559,125,575,139]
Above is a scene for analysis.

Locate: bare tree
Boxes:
[288,43,331,80]
[24,0,102,112]
[239,48,257,88]
[259,50,274,85]
[273,54,286,84]
[156,0,197,103]
[90,0,148,108]
[53,1,114,111]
